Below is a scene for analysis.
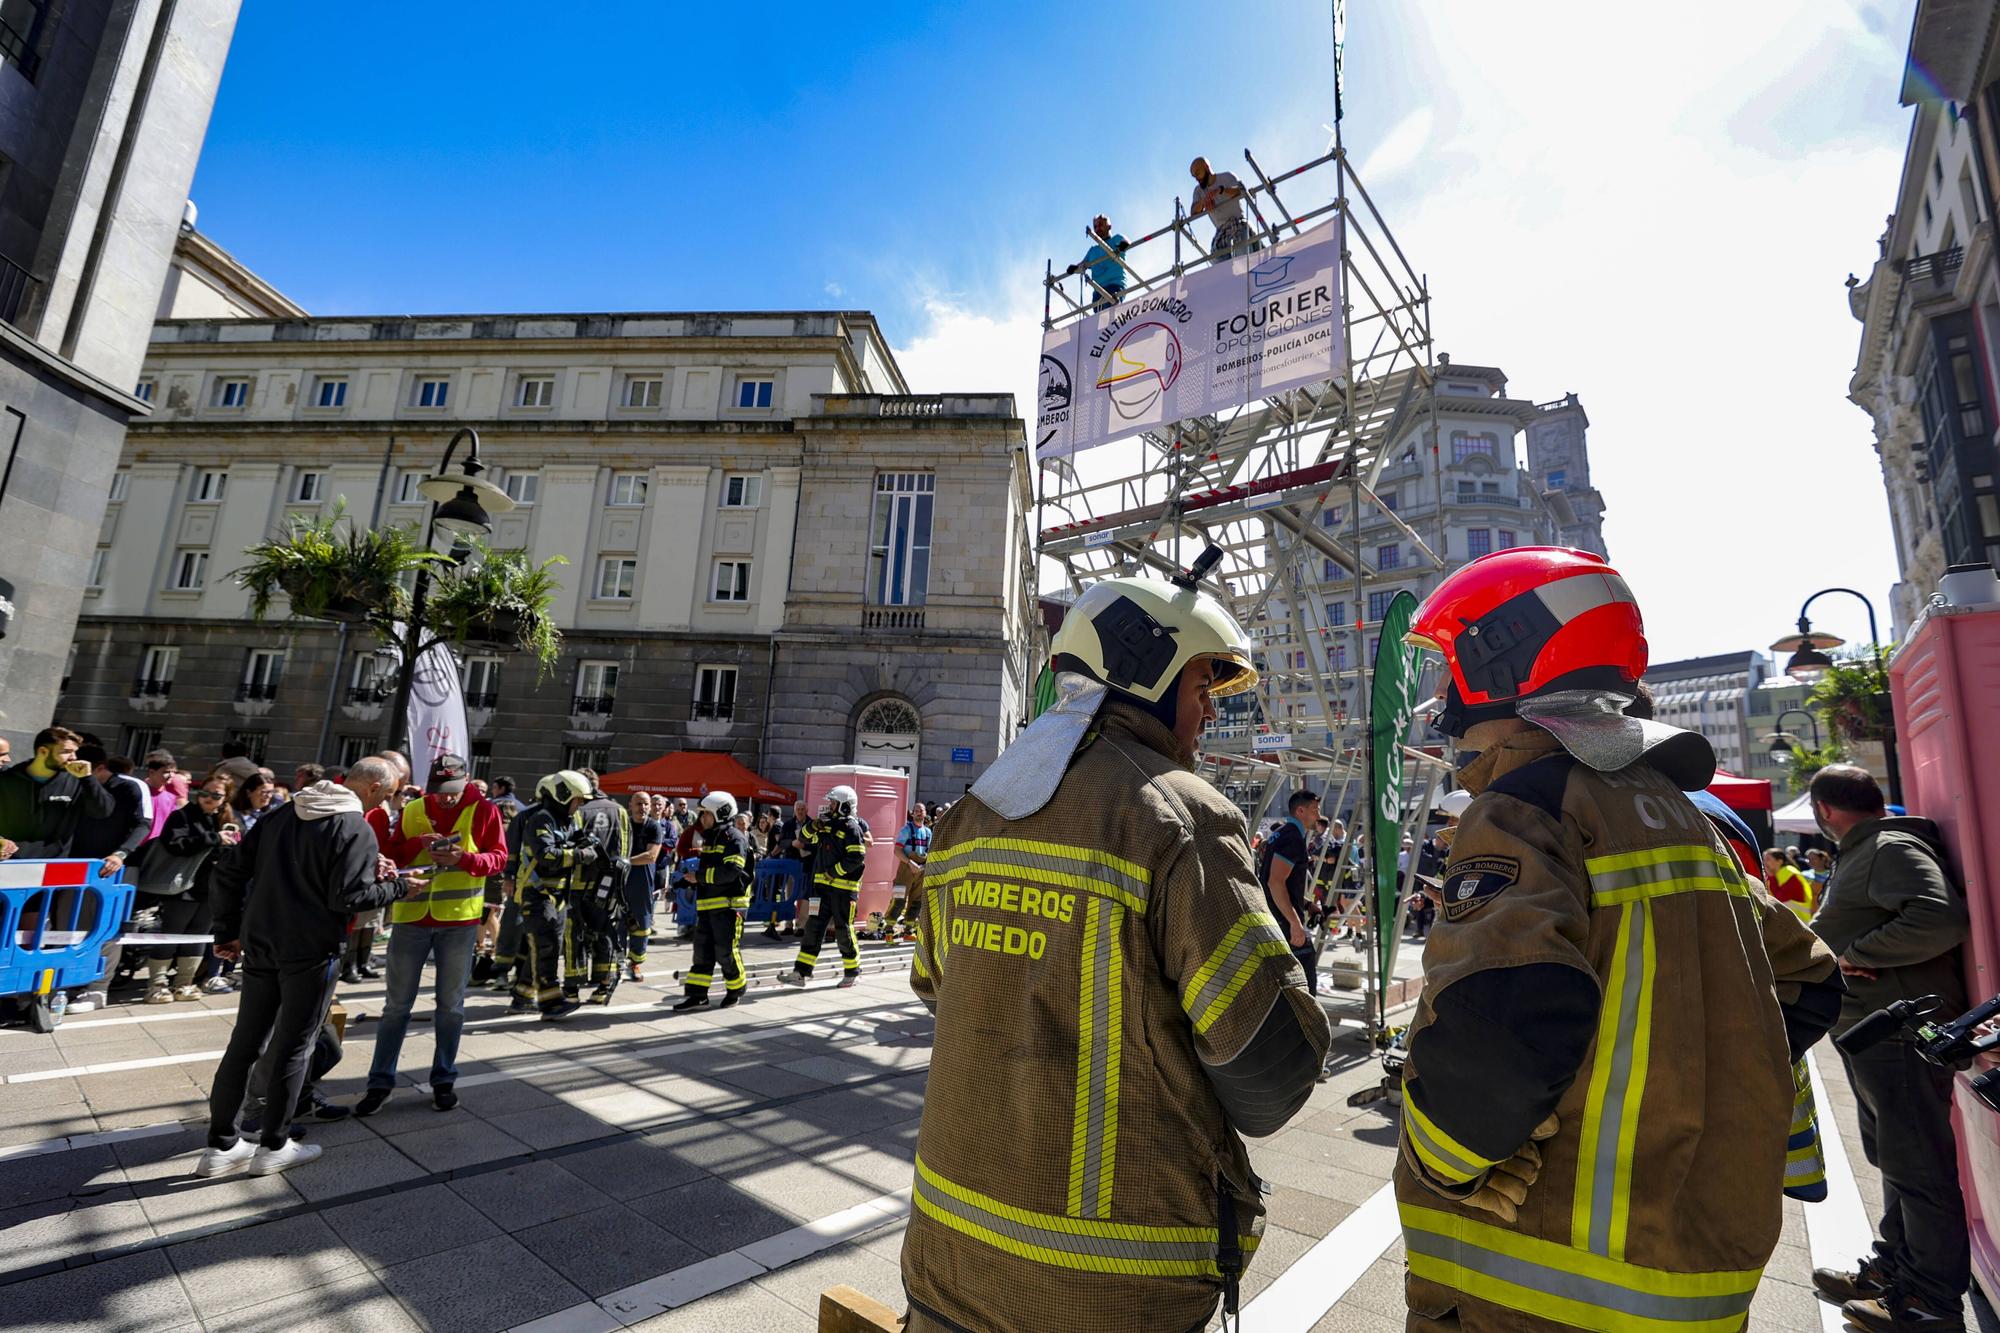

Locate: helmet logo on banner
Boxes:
[1096,322,1183,420]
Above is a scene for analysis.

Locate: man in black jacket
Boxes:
[196,758,421,1178]
[0,726,114,857]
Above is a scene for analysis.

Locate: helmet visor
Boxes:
[1201,651,1260,698]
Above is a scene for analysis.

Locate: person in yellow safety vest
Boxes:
[513,771,596,1021]
[352,753,510,1117]
[901,545,1333,1333]
[779,785,869,989]
[1394,547,1843,1332]
[669,790,752,1010]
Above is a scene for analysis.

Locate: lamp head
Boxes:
[1784,646,1836,682]
[416,439,514,537]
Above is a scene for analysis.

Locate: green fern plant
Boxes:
[234,503,442,624]
[426,540,567,675]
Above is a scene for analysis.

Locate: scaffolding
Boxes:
[1036,143,1447,826]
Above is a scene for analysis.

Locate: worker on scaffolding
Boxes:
[1190,156,1257,256]
[1062,215,1130,310]
[1393,546,1842,1331]
[901,546,1330,1333]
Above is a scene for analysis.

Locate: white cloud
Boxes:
[1357,107,1434,183]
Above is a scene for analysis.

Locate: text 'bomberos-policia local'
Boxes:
[1213,283,1335,354]
[949,879,1078,959]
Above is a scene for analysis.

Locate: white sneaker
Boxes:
[194,1140,258,1178]
[66,994,97,1014]
[202,977,234,994]
[249,1140,322,1176]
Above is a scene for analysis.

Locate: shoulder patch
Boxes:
[1485,754,1577,820]
[1441,856,1520,922]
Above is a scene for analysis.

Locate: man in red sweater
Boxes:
[354,753,508,1115]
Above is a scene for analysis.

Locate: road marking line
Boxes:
[1240,1181,1400,1331]
[0,1118,184,1163]
[1804,1050,1876,1333]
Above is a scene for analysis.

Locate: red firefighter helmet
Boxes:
[1406,547,1647,709]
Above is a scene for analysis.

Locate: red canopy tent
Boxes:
[596,751,796,806]
[1706,770,1773,813]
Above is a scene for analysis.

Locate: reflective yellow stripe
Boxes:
[694,896,745,911]
[1068,897,1123,1219]
[1401,1203,1761,1332]
[1403,1092,1503,1185]
[1572,900,1655,1260]
[928,837,1152,915]
[1584,845,1747,907]
[1181,913,1290,1036]
[914,1155,1220,1277]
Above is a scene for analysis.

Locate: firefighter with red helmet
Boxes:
[1395,547,1841,1331]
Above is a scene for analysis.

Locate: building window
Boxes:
[1379,489,1399,512]
[516,375,555,408]
[1466,528,1492,558]
[211,378,251,409]
[468,741,492,779]
[565,743,610,772]
[503,470,539,506]
[226,730,269,764]
[338,736,372,769]
[623,375,662,408]
[313,377,348,408]
[413,378,450,408]
[869,471,935,606]
[1377,544,1401,570]
[693,665,738,720]
[1329,642,1347,670]
[1480,481,1500,495]
[1324,601,1347,626]
[1497,529,1516,549]
[170,550,208,590]
[348,652,392,704]
[608,472,648,506]
[240,648,285,702]
[594,556,637,600]
[189,469,227,503]
[573,661,619,716]
[124,727,164,764]
[462,656,501,708]
[135,378,155,403]
[735,377,775,409]
[1320,505,1344,527]
[712,560,752,602]
[136,646,178,697]
[108,470,129,502]
[393,469,425,504]
[721,473,762,508]
[293,471,324,503]
[1451,432,1496,462]
[87,547,107,589]
[1366,590,1394,622]
[1547,469,1567,490]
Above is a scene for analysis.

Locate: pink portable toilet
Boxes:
[1889,593,2000,1296]
[802,765,910,924]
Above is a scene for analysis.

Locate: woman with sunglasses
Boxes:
[146,774,241,1002]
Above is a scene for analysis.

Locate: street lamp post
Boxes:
[1769,587,1901,806]
[1763,707,1822,766]
[383,428,514,756]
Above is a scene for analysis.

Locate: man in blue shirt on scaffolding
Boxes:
[1064,215,1130,309]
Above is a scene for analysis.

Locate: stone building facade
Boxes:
[1641,651,1770,779]
[56,306,1033,809]
[0,0,243,747]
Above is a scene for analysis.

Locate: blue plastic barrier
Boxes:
[0,859,133,1026]
[752,861,804,925]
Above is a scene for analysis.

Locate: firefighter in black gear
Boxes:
[569,772,631,1005]
[515,770,594,1021]
[780,785,868,988]
[669,791,751,1011]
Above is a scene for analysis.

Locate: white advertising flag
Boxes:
[1037,216,1345,462]
[404,638,467,790]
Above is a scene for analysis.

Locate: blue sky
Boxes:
[193,1,1920,661]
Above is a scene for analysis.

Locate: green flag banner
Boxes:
[1031,664,1059,720]
[1368,591,1427,1016]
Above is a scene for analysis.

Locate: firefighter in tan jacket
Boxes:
[902,547,1333,1333]
[1395,547,1842,1332]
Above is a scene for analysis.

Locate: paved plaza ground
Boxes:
[0,927,1993,1332]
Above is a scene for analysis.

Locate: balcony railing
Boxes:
[864,606,926,631]
[347,684,391,705]
[1902,245,1965,288]
[0,254,39,328]
[132,679,173,699]
[237,681,280,702]
[571,694,616,717]
[691,700,736,721]
[465,690,499,709]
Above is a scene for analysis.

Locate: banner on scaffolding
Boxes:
[1036,216,1345,461]
[1368,590,1426,1016]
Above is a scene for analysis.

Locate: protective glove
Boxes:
[1453,1114,1560,1224]
[541,896,563,924]
[578,845,599,866]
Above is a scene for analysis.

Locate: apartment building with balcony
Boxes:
[55,307,1034,806]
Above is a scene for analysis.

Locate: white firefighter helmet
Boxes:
[535,770,591,805]
[1049,554,1257,704]
[824,784,859,818]
[699,790,738,822]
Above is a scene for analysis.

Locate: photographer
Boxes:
[1807,764,1971,1331]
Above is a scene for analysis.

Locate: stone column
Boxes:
[639,465,710,630]
[99,461,185,618]
[755,466,800,634]
[532,464,602,627]
[201,462,282,619]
